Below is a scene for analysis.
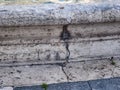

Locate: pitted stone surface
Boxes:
[0,43,66,63]
[1,22,120,64]
[63,59,120,82]
[0,59,120,87]
[69,39,120,61]
[0,3,120,26]
[0,65,67,87]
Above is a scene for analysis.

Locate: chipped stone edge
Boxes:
[0,2,120,26]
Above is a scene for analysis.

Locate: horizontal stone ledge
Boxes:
[0,38,120,65]
[0,3,120,26]
[1,59,120,87]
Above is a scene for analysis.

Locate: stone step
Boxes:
[0,59,120,87]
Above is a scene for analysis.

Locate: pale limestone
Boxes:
[0,43,66,63]
[1,59,120,87]
[0,65,67,87]
[1,22,120,64]
[69,39,120,61]
[0,3,120,26]
[63,59,119,82]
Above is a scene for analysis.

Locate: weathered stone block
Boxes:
[0,65,67,87]
[69,39,120,61]
[0,43,66,64]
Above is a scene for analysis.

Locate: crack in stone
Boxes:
[64,40,70,63]
[58,25,72,81]
[87,81,93,90]
[60,25,71,64]
[55,63,69,82]
[61,66,69,82]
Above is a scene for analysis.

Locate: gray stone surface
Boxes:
[14,77,120,90]
[0,3,120,26]
[0,65,67,87]
[1,22,120,65]
[1,2,120,89]
[63,60,114,81]
[1,58,120,87]
[62,59,120,82]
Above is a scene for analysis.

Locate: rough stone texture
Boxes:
[63,59,120,82]
[69,39,120,61]
[14,77,120,90]
[0,65,67,87]
[0,25,67,64]
[69,22,120,39]
[1,2,120,88]
[1,22,120,64]
[1,59,120,87]
[0,43,66,64]
[0,3,120,26]
[0,25,62,44]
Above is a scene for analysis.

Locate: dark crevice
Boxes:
[59,25,72,81]
[60,25,71,63]
[55,62,69,81]
[64,41,70,63]
[61,66,69,82]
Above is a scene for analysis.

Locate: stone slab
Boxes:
[0,43,66,64]
[0,3,120,26]
[69,22,120,39]
[1,58,120,87]
[69,39,120,61]
[0,65,67,87]
[0,25,62,44]
[63,59,120,82]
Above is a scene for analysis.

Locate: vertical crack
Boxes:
[60,25,71,63]
[56,63,70,82]
[61,65,69,82]
[64,40,70,63]
[59,25,72,82]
